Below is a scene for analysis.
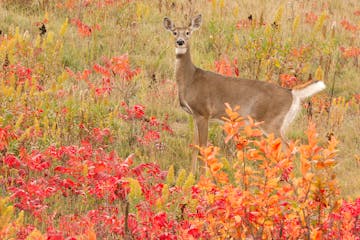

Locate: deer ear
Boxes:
[163,17,174,31]
[190,14,202,31]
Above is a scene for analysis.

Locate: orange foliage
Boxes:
[71,18,101,38]
[340,19,359,32]
[305,12,318,24]
[190,104,358,239]
[340,46,360,58]
[214,56,239,77]
[280,73,298,88]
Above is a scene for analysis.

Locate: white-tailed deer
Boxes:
[163,14,326,173]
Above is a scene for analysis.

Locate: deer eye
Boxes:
[186,31,190,36]
[173,31,177,36]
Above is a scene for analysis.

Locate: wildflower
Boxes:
[133,105,145,119]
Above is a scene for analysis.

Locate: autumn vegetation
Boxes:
[0,0,359,239]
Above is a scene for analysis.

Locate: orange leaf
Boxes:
[321,159,336,168]
[301,158,311,176]
[210,162,223,173]
[271,138,282,153]
[310,228,323,240]
[87,228,97,240]
[214,172,229,184]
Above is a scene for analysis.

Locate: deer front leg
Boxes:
[191,115,209,174]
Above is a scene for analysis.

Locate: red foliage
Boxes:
[340,46,360,58]
[0,125,17,151]
[56,0,130,11]
[71,18,101,38]
[291,46,308,58]
[236,17,265,30]
[107,55,141,81]
[340,19,359,32]
[3,154,21,168]
[214,56,239,77]
[93,63,110,77]
[354,93,360,104]
[2,63,44,90]
[305,12,318,24]
[122,103,145,120]
[280,73,298,88]
[67,54,141,97]
[119,102,173,146]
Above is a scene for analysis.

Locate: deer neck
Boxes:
[175,47,196,97]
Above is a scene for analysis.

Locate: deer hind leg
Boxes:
[191,115,208,174]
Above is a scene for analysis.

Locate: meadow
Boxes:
[0,0,359,239]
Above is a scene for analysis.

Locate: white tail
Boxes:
[292,81,326,99]
[164,15,326,173]
[280,81,326,138]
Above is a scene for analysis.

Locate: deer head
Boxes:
[163,14,202,55]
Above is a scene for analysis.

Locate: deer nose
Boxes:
[176,39,185,46]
